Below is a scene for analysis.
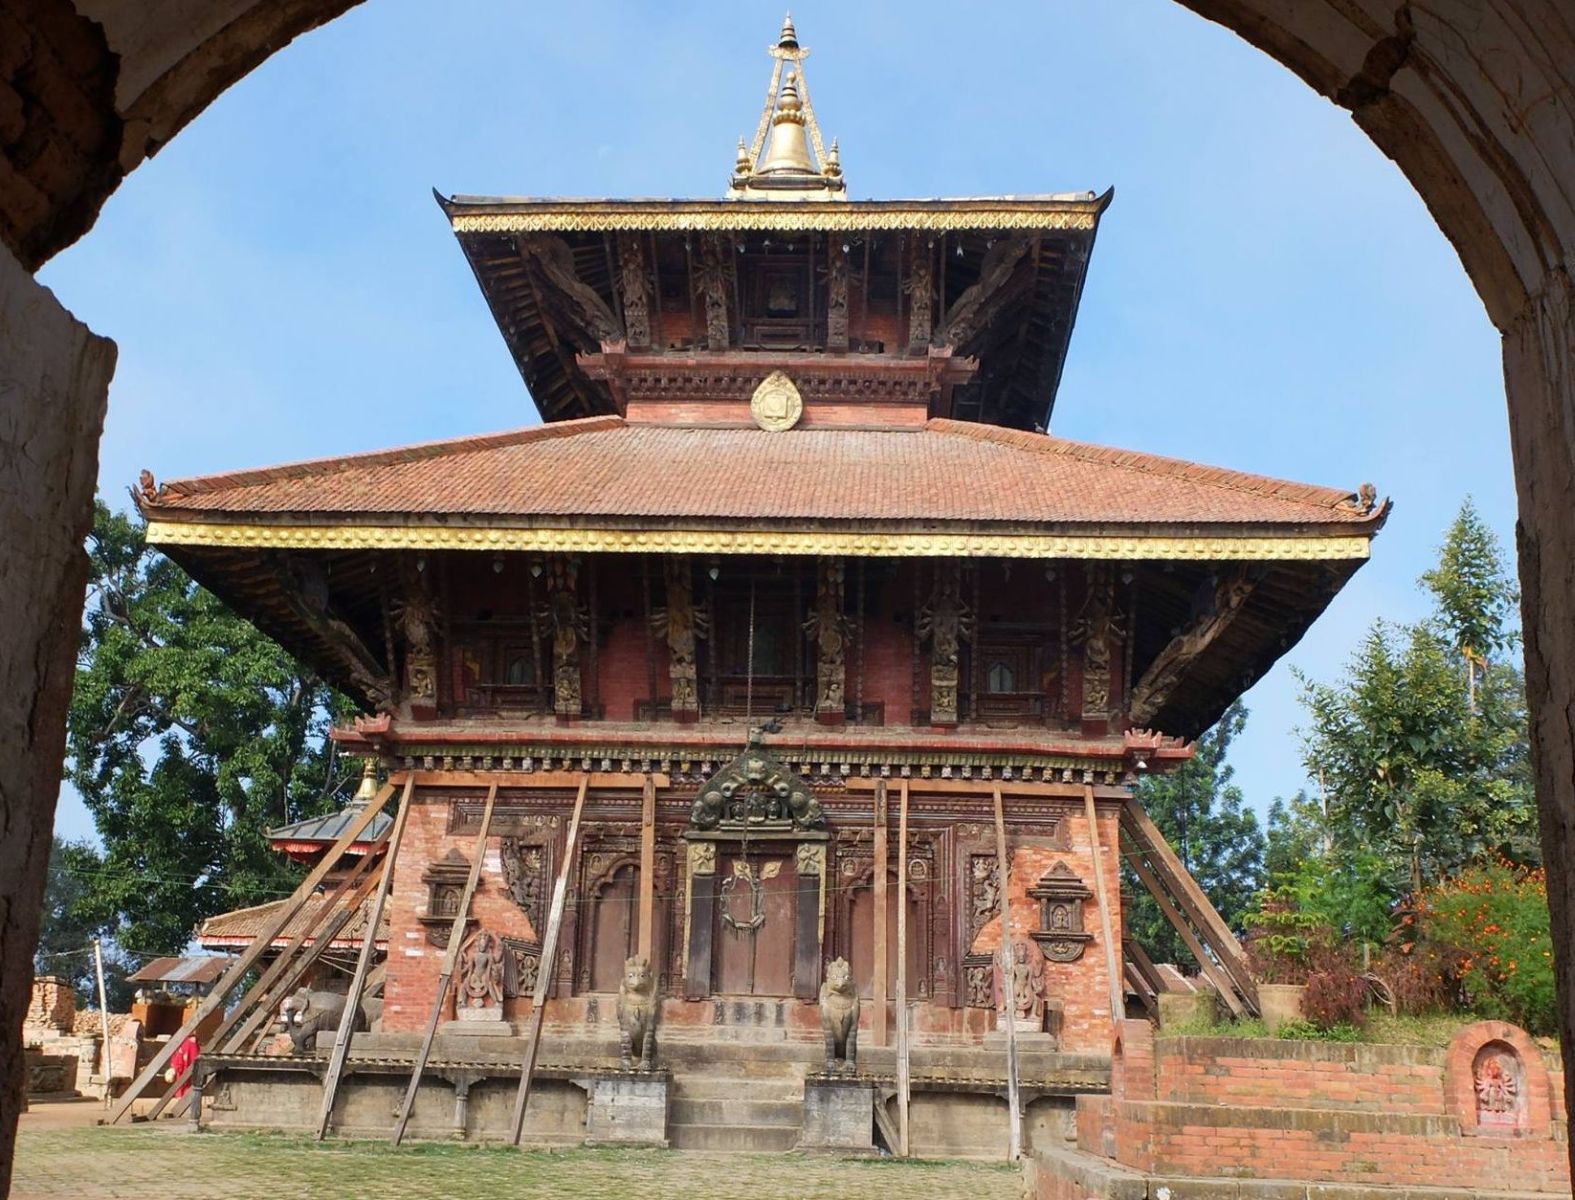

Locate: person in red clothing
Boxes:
[164,1035,199,1100]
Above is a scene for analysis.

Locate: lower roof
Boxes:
[139,416,1385,558]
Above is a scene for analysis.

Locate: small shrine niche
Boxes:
[419,848,475,947]
[1029,861,1094,963]
[1473,1042,1526,1129]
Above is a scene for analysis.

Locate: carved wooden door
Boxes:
[713,852,797,996]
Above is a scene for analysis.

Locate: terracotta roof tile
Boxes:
[149,416,1375,530]
[196,893,388,950]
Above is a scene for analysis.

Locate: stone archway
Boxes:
[2,1,1572,1186]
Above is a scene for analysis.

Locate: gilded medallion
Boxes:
[750,370,804,431]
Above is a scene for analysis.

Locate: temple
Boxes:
[136,18,1387,1152]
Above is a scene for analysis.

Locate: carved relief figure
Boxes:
[539,555,587,717]
[616,954,659,1070]
[969,856,1000,944]
[965,964,994,1009]
[802,558,848,718]
[825,238,849,350]
[457,930,506,1011]
[906,233,934,351]
[916,561,974,725]
[616,232,652,348]
[652,557,708,718]
[1071,566,1124,718]
[993,937,1047,1030]
[690,727,824,831]
[500,839,547,925]
[819,957,860,1074]
[1473,1044,1524,1124]
[395,559,439,709]
[696,234,731,350]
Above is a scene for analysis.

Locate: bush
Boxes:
[1303,960,1370,1030]
[1418,860,1556,1035]
[1374,939,1458,1016]
[1244,887,1322,984]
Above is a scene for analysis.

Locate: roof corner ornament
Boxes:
[728,16,846,200]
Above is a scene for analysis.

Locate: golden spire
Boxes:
[352,758,377,804]
[727,15,845,201]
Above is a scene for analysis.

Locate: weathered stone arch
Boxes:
[3,0,1574,1185]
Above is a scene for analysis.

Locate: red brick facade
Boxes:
[376,783,1126,1055]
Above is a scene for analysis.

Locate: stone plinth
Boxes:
[438,1014,513,1037]
[800,1074,875,1153]
[1156,990,1216,1030]
[579,1070,670,1147]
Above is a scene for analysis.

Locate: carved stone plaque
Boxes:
[750,370,804,432]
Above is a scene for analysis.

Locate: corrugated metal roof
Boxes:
[268,803,393,846]
[125,956,229,986]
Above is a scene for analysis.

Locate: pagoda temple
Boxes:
[136,19,1387,1152]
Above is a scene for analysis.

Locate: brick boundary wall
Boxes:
[1074,1018,1571,1193]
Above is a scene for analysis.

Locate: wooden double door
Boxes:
[684,834,826,1001]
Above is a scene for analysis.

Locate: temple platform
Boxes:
[195,1028,1109,1158]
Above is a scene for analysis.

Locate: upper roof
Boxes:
[438,19,1108,432]
[141,416,1383,547]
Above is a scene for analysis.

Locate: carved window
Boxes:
[987,660,1016,694]
[447,628,546,714]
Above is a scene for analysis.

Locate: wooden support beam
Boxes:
[157,856,393,1123]
[1123,842,1245,1018]
[990,784,1022,1163]
[316,777,415,1140]
[105,780,400,1125]
[391,782,498,1145]
[510,774,590,1146]
[871,780,889,1048]
[1121,799,1257,1010]
[1083,786,1127,1026]
[1127,568,1257,727]
[894,779,911,1158]
[637,775,656,958]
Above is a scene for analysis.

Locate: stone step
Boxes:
[670,1097,803,1126]
[671,1074,803,1099]
[668,1122,802,1152]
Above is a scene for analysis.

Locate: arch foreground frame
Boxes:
[1,0,1573,1186]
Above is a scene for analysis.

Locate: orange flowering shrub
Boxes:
[1418,860,1555,1035]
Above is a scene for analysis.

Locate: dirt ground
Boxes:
[11,1101,1026,1200]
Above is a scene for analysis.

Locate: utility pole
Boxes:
[93,939,112,1109]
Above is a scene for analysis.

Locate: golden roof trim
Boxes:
[147,519,1371,562]
[445,199,1103,235]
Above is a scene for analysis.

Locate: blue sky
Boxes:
[40,0,1515,842]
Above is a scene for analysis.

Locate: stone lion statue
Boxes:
[616,954,658,1071]
[819,957,859,1075]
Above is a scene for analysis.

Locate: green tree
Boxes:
[66,502,357,956]
[1125,701,1266,965]
[1294,500,1535,899]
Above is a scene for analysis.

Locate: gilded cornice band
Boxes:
[146,519,1371,562]
[448,207,1100,235]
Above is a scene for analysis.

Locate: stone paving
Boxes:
[12,1103,1025,1200]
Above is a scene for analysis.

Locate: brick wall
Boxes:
[25,976,75,1035]
[1074,1021,1571,1193]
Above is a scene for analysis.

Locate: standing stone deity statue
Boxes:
[457,930,506,1011]
[993,937,1047,1031]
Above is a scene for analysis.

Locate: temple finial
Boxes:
[727,18,845,200]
